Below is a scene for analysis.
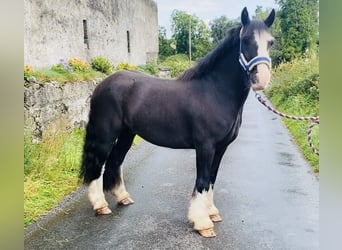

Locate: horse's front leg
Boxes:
[188,144,216,238]
[207,145,228,223]
[207,184,222,223]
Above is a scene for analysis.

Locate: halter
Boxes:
[239,28,271,73]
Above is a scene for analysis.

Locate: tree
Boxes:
[170,10,212,60]
[210,16,237,46]
[277,0,319,61]
[158,26,175,61]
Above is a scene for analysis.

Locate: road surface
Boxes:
[24,91,319,249]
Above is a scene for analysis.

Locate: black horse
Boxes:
[80,7,275,237]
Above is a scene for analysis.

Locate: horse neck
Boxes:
[207,45,250,106]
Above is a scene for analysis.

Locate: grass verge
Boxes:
[265,56,319,173]
[24,124,142,228]
[24,126,84,227]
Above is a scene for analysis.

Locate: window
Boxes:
[127,30,130,53]
[83,19,89,49]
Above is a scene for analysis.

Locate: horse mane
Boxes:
[177,25,242,81]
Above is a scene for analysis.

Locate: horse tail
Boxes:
[80,120,112,184]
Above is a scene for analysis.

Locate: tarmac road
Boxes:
[24,91,319,250]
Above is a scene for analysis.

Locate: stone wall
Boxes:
[24,80,101,142]
[24,0,158,69]
[24,65,172,142]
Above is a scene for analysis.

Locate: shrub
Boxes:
[116,62,138,71]
[91,56,113,75]
[24,64,34,82]
[138,62,159,76]
[160,54,192,78]
[68,58,90,72]
[267,56,319,110]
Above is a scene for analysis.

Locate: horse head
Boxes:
[239,7,275,91]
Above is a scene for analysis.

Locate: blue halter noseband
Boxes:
[238,29,271,73]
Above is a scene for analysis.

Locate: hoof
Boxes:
[198,228,217,238]
[210,214,223,222]
[118,197,134,206]
[95,206,112,215]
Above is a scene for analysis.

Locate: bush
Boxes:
[160,54,192,78]
[68,58,90,72]
[267,56,319,110]
[91,56,113,75]
[138,62,159,76]
[116,62,138,71]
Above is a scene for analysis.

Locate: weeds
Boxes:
[24,125,84,227]
[91,56,113,75]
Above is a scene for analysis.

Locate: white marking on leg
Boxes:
[207,184,219,216]
[188,190,214,230]
[110,165,130,203]
[88,165,108,210]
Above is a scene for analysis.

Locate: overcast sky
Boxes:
[155,0,279,37]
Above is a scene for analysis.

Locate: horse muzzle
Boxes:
[250,63,271,91]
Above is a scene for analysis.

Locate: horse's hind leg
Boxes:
[88,165,112,215]
[102,127,136,206]
[81,121,118,215]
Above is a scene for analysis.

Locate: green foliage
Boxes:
[138,62,159,76]
[24,124,143,227]
[30,68,104,84]
[68,58,90,72]
[51,63,69,73]
[91,56,113,75]
[116,62,138,71]
[51,59,73,73]
[24,126,85,226]
[160,54,192,78]
[276,0,319,62]
[265,56,319,172]
[24,58,160,84]
[158,26,176,61]
[210,16,237,46]
[171,10,212,60]
[24,64,34,82]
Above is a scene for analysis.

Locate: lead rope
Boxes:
[254,92,319,156]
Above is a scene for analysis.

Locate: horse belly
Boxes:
[128,111,193,149]
[123,80,195,148]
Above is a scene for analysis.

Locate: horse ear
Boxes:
[264,9,275,27]
[241,7,250,26]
